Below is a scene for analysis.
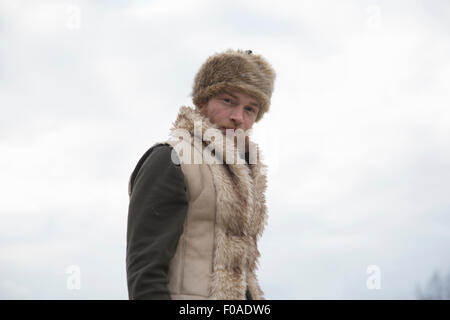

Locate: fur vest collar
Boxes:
[169,106,268,299]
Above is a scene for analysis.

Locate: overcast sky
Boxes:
[1,0,449,299]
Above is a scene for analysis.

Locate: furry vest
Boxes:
[159,106,268,300]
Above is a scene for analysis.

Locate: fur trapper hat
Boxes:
[191,49,276,122]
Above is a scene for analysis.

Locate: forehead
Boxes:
[219,90,260,107]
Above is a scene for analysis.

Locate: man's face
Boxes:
[200,90,260,134]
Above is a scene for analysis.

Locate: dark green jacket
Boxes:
[126,144,252,300]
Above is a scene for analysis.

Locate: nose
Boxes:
[229,106,244,126]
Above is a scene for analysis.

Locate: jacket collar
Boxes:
[169,106,262,166]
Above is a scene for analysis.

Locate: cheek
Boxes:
[206,106,226,124]
[244,118,255,130]
[212,109,229,121]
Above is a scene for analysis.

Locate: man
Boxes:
[126,49,276,300]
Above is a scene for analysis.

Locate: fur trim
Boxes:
[169,106,268,300]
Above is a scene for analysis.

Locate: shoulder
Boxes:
[128,143,182,196]
[143,143,179,167]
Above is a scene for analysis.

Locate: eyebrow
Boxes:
[222,91,260,109]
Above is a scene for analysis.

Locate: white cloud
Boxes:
[123,0,209,19]
[0,280,32,299]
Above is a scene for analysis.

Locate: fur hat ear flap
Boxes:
[191,49,276,122]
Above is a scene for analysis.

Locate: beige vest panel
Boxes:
[164,140,216,299]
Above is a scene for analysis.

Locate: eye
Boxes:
[245,106,255,113]
[223,98,232,104]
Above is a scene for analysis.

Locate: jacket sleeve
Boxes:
[126,144,188,300]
